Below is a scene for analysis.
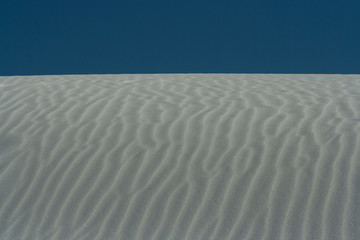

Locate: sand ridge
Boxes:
[0,74,359,239]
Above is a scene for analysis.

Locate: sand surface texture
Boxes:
[0,74,359,240]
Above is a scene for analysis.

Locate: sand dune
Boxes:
[0,74,359,240]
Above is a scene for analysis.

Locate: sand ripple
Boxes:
[0,74,359,239]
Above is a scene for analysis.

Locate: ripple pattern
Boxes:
[0,74,359,240]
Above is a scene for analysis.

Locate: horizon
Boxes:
[1,73,360,77]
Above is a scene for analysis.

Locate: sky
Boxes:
[1,0,359,75]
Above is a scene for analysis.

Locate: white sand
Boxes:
[0,74,359,240]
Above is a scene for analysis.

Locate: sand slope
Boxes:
[0,74,359,240]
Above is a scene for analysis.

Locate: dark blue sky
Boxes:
[1,0,359,75]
